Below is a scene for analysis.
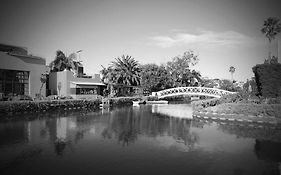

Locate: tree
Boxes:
[39,73,47,97]
[49,50,82,73]
[261,17,281,61]
[100,55,141,96]
[110,55,141,86]
[140,64,172,94]
[201,78,217,88]
[229,66,235,83]
[219,79,239,92]
[166,50,200,87]
[100,66,118,96]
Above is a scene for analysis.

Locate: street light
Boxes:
[76,50,83,62]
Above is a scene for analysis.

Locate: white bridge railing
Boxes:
[155,87,236,99]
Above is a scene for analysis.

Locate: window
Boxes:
[0,69,29,96]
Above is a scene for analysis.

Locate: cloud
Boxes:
[148,30,255,48]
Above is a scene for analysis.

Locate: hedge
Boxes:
[0,99,101,115]
[252,63,281,98]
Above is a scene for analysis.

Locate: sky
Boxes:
[1,0,281,81]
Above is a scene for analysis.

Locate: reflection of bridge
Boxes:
[155,87,236,99]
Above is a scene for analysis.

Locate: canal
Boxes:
[0,104,280,175]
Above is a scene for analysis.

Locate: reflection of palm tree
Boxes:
[54,139,67,156]
[101,107,200,148]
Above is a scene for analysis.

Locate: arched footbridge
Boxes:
[155,87,236,99]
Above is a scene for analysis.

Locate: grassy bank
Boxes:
[206,103,281,118]
[191,92,281,123]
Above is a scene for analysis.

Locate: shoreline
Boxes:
[193,110,281,125]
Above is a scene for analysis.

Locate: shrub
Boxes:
[219,92,250,103]
[110,96,142,106]
[191,98,220,111]
[144,96,159,101]
[262,97,281,104]
[0,99,101,115]
[162,95,191,102]
[9,95,33,101]
[252,63,281,98]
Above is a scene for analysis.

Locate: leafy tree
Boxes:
[166,50,200,87]
[49,50,82,73]
[229,66,235,83]
[261,17,281,60]
[219,79,237,92]
[243,78,258,96]
[201,78,218,88]
[140,64,172,94]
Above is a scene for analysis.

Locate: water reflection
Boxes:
[151,104,193,119]
[0,106,281,175]
[255,140,281,175]
[100,106,198,147]
[218,123,281,143]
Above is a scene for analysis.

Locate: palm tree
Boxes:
[229,66,235,83]
[110,55,141,86]
[261,17,281,60]
[100,66,118,96]
[39,73,47,97]
[101,55,141,96]
[49,50,82,73]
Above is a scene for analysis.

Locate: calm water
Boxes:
[0,104,281,175]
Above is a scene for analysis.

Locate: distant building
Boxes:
[48,70,106,99]
[0,43,46,99]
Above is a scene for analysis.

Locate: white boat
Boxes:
[132,101,140,106]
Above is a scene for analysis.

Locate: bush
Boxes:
[0,99,101,115]
[161,95,191,102]
[191,98,220,111]
[9,95,33,101]
[262,97,281,104]
[110,96,142,106]
[252,63,281,98]
[219,92,250,103]
[144,96,159,101]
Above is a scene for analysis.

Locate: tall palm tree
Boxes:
[229,66,235,83]
[110,55,141,86]
[261,17,281,60]
[39,73,47,97]
[49,50,82,73]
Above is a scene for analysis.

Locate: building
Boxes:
[0,43,46,100]
[48,70,106,99]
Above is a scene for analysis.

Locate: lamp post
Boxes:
[76,50,83,62]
